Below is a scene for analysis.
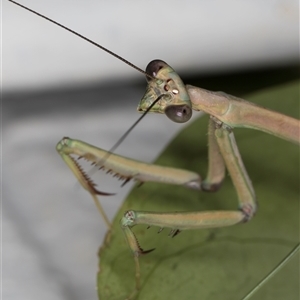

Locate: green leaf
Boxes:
[98,81,299,300]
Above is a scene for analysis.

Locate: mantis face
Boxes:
[137,60,193,123]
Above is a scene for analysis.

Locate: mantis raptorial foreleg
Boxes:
[56,136,201,228]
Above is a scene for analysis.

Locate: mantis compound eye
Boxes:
[145,60,168,81]
[165,104,192,123]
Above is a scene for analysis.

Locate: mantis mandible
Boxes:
[9,1,300,299]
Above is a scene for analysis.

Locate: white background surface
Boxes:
[3,1,299,299]
[4,0,299,91]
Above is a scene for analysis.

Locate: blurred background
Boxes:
[3,1,299,300]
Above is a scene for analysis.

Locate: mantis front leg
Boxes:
[56,137,201,228]
[55,136,202,298]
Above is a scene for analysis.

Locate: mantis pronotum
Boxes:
[9,1,299,299]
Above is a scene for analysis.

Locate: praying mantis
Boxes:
[9,1,299,299]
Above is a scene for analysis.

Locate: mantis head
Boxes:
[137,60,193,123]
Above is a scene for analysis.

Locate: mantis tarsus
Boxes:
[9,1,299,299]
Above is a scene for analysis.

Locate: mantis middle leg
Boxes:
[119,120,256,296]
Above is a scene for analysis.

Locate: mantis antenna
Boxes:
[8,0,154,80]
[9,0,165,157]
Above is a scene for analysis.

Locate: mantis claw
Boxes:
[64,152,115,196]
[121,211,155,256]
[140,248,156,255]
